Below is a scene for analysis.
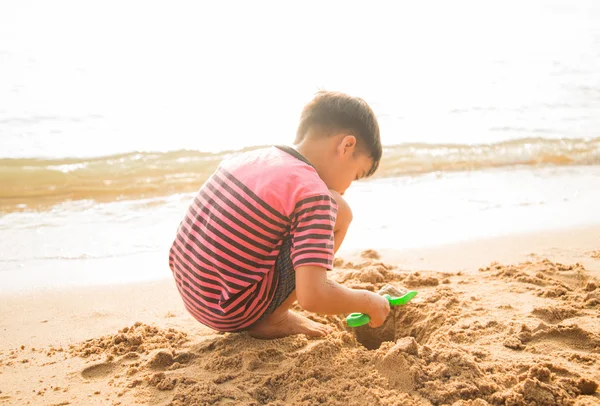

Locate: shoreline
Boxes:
[4,164,600,297]
[4,222,599,296]
[2,223,599,349]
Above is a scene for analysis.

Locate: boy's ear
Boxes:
[339,135,357,156]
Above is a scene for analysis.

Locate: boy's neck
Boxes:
[294,138,330,177]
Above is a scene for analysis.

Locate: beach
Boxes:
[2,1,600,404]
[1,225,599,405]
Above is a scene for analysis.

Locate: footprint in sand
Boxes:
[81,361,116,379]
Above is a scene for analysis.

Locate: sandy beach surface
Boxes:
[1,225,599,406]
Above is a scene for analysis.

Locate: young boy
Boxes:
[168,91,390,339]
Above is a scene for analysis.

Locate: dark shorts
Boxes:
[248,237,296,328]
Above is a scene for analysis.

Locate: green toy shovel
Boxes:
[346,290,418,328]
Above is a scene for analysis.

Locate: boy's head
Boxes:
[295,91,381,194]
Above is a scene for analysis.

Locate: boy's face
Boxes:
[325,135,374,195]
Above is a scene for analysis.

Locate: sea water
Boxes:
[1,0,600,292]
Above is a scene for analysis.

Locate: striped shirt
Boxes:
[168,146,338,332]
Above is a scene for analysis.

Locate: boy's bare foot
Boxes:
[248,310,332,339]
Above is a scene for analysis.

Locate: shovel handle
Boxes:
[345,291,418,328]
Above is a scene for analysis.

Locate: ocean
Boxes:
[1,0,600,292]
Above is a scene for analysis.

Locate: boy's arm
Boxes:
[295,265,390,327]
[289,192,389,327]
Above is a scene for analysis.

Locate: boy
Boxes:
[168,91,390,339]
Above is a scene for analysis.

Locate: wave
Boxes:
[379,136,600,176]
[1,137,599,213]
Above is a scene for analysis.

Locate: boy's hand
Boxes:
[364,291,391,328]
[295,265,391,326]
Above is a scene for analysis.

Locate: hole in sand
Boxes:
[353,317,397,350]
[350,285,456,350]
[351,283,469,351]
[351,306,425,351]
[351,284,423,350]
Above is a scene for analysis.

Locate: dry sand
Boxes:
[1,226,600,406]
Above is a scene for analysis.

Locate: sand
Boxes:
[1,226,600,405]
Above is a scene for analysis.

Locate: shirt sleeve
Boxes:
[289,194,338,270]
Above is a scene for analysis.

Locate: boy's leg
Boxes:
[330,190,352,254]
[248,191,353,339]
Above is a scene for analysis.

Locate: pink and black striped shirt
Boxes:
[168,146,338,332]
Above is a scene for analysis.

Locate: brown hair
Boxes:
[295,90,382,177]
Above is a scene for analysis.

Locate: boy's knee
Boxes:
[329,189,353,229]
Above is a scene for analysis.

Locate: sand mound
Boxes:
[69,322,188,358]
[50,256,600,404]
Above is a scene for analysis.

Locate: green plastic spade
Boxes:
[346,290,418,328]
